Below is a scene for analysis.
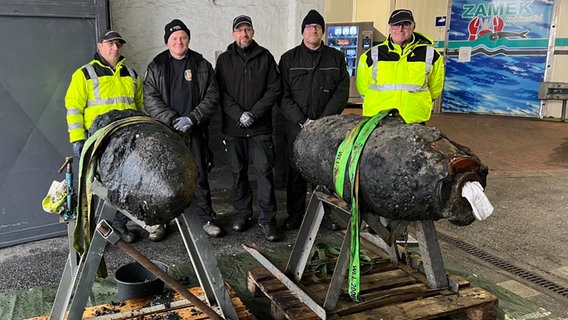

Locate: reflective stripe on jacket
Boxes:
[65,55,144,142]
[356,32,445,123]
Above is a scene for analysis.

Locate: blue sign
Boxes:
[436,16,446,27]
[442,0,553,116]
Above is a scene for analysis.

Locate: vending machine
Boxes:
[325,21,374,102]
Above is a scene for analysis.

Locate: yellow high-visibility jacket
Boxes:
[356,32,445,123]
[65,54,144,142]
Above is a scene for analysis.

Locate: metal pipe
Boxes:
[96,222,222,320]
[562,99,566,122]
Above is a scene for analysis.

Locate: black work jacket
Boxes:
[215,40,281,137]
[143,49,219,127]
[279,41,349,127]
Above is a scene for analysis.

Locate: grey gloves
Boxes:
[239,111,255,128]
[173,116,193,132]
[72,140,85,158]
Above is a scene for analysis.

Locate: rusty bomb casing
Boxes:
[294,114,488,226]
[88,110,197,225]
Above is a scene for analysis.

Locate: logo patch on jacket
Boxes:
[184,69,192,81]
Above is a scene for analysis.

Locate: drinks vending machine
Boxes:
[325,21,374,101]
[326,21,374,77]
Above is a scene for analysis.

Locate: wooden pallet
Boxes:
[247,256,497,320]
[29,285,255,320]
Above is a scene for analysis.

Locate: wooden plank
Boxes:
[339,286,497,320]
[304,268,418,301]
[271,290,320,320]
[28,286,255,320]
[249,265,497,320]
[335,283,438,315]
[247,239,497,320]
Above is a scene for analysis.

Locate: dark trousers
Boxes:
[188,127,215,224]
[225,135,277,226]
[284,126,307,219]
[285,126,332,220]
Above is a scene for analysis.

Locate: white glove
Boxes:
[239,112,255,127]
[173,116,193,132]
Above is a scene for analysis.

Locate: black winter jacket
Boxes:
[143,49,219,127]
[279,41,349,127]
[215,41,281,137]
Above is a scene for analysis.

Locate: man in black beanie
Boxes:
[278,9,349,230]
[144,19,223,238]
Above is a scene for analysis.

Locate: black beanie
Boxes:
[301,9,325,33]
[164,19,190,44]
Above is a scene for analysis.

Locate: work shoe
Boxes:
[147,224,167,242]
[232,216,253,232]
[283,216,302,230]
[259,224,279,242]
[203,221,223,237]
[111,221,137,243]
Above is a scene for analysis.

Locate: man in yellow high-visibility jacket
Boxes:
[64,30,144,243]
[356,9,445,123]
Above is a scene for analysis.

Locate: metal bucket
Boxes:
[114,260,168,301]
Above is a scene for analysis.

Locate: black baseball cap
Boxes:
[233,15,253,30]
[98,30,126,44]
[388,9,415,25]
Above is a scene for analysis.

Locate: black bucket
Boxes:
[114,260,168,301]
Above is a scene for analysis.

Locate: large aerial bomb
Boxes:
[88,110,197,225]
[294,114,488,226]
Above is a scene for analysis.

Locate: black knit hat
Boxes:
[164,19,190,44]
[301,9,325,33]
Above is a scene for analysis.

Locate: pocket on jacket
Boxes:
[321,68,341,92]
[289,69,309,90]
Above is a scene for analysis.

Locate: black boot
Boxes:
[283,215,302,230]
[111,212,137,243]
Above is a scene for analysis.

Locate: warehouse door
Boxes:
[0,1,108,248]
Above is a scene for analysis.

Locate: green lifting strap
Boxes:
[332,110,390,302]
[307,243,374,284]
[72,116,170,278]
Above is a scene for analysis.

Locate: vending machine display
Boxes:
[326,21,374,77]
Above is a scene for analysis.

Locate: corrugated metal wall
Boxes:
[0,0,108,248]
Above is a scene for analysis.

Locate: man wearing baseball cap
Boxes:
[215,15,281,241]
[64,30,143,243]
[356,9,445,124]
[144,19,223,238]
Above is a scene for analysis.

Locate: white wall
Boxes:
[109,0,322,76]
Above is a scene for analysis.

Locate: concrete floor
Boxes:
[1,112,568,319]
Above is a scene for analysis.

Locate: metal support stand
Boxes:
[538,82,568,122]
[246,187,451,319]
[50,180,238,320]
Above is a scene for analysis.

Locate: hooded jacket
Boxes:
[144,49,219,127]
[356,32,445,123]
[215,40,281,137]
[279,41,349,127]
